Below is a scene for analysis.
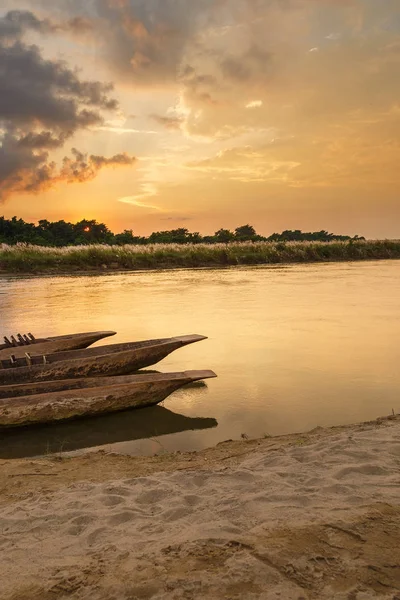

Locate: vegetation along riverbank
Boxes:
[1,239,400,274]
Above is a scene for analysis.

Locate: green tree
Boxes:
[214,228,235,243]
[235,225,258,241]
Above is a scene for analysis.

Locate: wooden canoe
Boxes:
[0,370,217,428]
[0,335,207,385]
[0,331,116,360]
[0,369,206,398]
[0,406,218,459]
[0,370,207,400]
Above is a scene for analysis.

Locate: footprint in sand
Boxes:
[135,488,171,505]
[104,485,132,497]
[86,527,108,546]
[100,494,126,507]
[183,494,201,507]
[107,511,137,526]
[335,464,389,479]
[66,515,95,536]
[162,506,193,522]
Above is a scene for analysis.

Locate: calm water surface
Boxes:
[0,261,399,458]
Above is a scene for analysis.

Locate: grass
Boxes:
[0,240,400,274]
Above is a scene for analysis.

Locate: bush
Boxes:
[1,240,399,274]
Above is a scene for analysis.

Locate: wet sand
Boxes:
[0,415,399,599]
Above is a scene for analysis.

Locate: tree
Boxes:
[0,216,365,246]
[214,228,235,243]
[114,230,145,245]
[235,225,258,241]
[73,220,113,244]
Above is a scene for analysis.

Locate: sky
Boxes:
[0,0,399,238]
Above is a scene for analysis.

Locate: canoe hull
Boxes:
[0,370,217,428]
[0,336,206,385]
[0,371,204,398]
[0,331,116,360]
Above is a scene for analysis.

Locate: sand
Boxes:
[0,416,399,600]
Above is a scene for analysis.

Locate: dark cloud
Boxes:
[0,10,53,39]
[6,1,361,89]
[0,141,136,198]
[0,41,117,130]
[89,0,221,85]
[0,10,92,41]
[0,10,135,201]
[0,132,49,198]
[56,149,136,185]
[17,131,68,149]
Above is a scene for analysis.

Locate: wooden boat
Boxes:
[0,406,218,459]
[0,335,207,385]
[0,331,116,360]
[0,370,217,428]
[0,369,207,399]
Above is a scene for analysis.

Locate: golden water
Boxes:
[1,260,399,457]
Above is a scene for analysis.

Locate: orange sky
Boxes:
[0,0,399,238]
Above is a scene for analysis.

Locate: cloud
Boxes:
[149,114,184,130]
[0,42,117,129]
[186,146,300,183]
[3,0,400,230]
[82,0,212,86]
[246,100,263,109]
[0,9,134,201]
[97,126,157,134]
[0,9,92,41]
[118,184,161,211]
[0,143,136,198]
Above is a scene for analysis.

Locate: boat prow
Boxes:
[0,335,209,384]
[0,369,216,398]
[0,330,117,360]
[174,334,208,345]
[183,369,216,381]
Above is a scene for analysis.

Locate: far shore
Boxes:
[1,414,399,599]
[1,239,400,276]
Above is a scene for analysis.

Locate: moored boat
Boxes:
[0,335,207,385]
[0,370,217,428]
[0,331,116,360]
[0,370,205,398]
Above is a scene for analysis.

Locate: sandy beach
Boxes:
[0,415,399,600]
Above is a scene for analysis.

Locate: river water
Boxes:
[0,260,399,458]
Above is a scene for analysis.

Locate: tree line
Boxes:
[0,217,364,246]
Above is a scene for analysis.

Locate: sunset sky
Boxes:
[0,0,399,238]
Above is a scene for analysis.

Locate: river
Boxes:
[0,260,399,458]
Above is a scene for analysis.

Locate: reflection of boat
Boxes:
[0,405,218,459]
[0,331,116,360]
[0,335,207,385]
[0,370,209,399]
[0,370,217,428]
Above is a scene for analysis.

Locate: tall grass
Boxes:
[0,240,399,274]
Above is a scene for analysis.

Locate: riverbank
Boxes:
[1,415,399,599]
[1,239,400,274]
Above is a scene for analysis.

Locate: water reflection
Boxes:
[0,405,217,459]
[1,261,400,455]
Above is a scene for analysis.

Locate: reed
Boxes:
[1,240,399,273]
